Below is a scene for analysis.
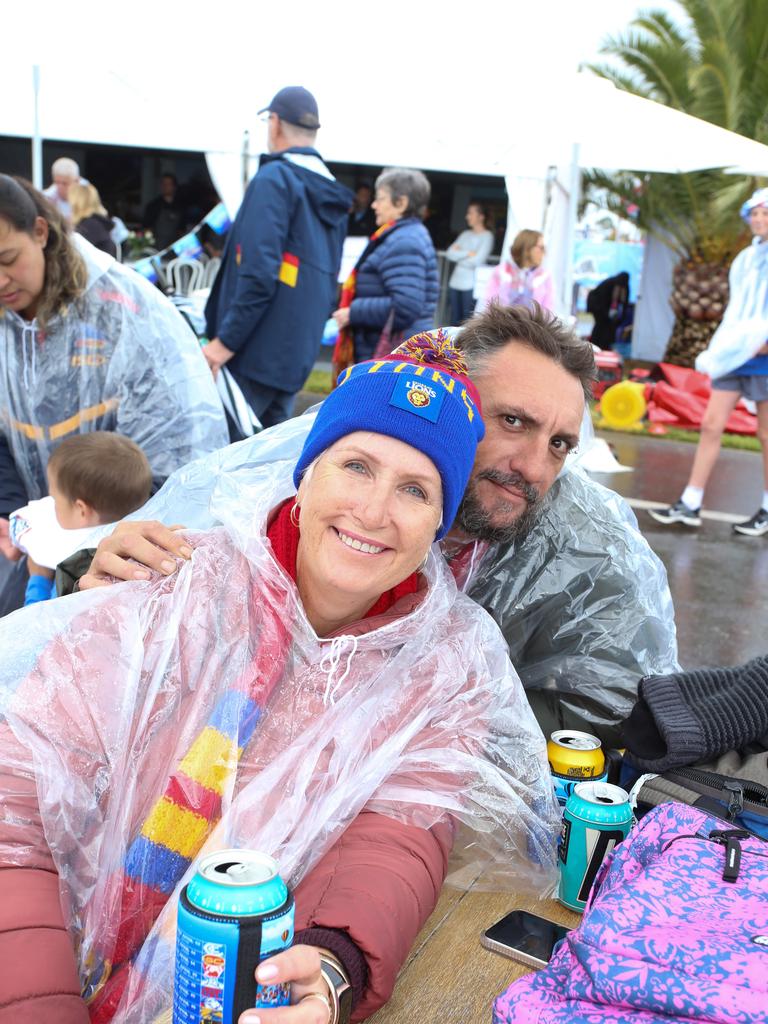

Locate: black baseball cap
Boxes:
[258,86,320,130]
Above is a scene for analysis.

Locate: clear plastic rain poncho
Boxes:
[0,235,228,503]
[695,237,768,380]
[467,468,679,748]
[77,409,678,749]
[0,455,559,1021]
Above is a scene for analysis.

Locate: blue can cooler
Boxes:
[558,781,633,912]
[174,850,294,1024]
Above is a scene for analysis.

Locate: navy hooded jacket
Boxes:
[205,148,353,393]
[349,216,439,362]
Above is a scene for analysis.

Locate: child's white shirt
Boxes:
[9,496,105,569]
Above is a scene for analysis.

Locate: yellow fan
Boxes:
[599,381,647,430]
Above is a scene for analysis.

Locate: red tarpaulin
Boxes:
[645,363,758,435]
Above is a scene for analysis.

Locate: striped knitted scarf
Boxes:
[86,508,296,1020]
[331,219,397,386]
[87,499,418,1020]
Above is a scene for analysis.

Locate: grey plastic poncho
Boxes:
[0,457,558,1021]
[0,235,228,502]
[467,470,679,747]
[77,411,678,748]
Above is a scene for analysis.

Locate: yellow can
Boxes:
[548,731,606,806]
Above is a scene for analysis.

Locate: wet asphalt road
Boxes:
[593,431,767,670]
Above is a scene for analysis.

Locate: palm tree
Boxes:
[585,1,768,364]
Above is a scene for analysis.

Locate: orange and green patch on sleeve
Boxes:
[278,252,299,287]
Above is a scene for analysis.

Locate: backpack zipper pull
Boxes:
[723,834,743,883]
[710,828,751,883]
[723,780,744,821]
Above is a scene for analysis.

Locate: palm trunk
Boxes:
[663,316,720,367]
[663,258,729,367]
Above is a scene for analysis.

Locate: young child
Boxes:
[9,432,152,604]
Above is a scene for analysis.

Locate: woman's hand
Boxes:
[78,520,193,589]
[332,307,351,330]
[0,517,22,561]
[239,945,332,1024]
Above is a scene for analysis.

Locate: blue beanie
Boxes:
[293,331,485,539]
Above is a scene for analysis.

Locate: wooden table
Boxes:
[369,872,580,1024]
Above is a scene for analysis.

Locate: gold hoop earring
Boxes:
[290,501,301,528]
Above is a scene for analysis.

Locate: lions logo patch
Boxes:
[390,375,445,422]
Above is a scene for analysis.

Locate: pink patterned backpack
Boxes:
[494,802,768,1023]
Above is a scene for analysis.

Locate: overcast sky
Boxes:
[5,0,690,162]
[18,0,686,73]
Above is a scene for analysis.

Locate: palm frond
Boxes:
[587,0,768,263]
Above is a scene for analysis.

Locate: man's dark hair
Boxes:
[161,173,178,184]
[47,432,152,523]
[455,301,596,401]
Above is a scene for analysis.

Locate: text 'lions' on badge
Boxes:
[389,375,445,423]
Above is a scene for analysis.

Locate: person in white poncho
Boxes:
[650,187,768,538]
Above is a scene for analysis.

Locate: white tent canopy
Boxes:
[5,62,768,353]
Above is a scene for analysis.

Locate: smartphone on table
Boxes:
[480,909,570,969]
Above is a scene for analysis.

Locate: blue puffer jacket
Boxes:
[349,217,439,362]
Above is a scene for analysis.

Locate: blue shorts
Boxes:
[711,374,768,402]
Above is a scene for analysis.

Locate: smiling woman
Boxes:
[295,434,443,636]
[0,330,560,1024]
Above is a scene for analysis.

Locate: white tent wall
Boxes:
[542,169,575,319]
[632,234,678,362]
[205,148,255,221]
[9,61,768,356]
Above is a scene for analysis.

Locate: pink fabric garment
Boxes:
[482,260,556,314]
[0,542,436,1022]
[0,867,88,1023]
[493,803,768,1024]
[293,810,454,1022]
[1,520,548,1024]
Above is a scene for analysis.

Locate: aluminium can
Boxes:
[173,849,294,1024]
[558,781,633,912]
[548,730,607,806]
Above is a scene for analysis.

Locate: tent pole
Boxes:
[563,141,581,319]
[31,65,43,189]
[241,129,250,197]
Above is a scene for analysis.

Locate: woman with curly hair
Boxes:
[0,176,228,610]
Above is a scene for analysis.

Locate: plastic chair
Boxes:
[203,257,221,288]
[166,258,204,296]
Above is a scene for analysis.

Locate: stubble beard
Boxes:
[454,469,544,545]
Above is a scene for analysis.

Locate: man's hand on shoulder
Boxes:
[78,520,193,590]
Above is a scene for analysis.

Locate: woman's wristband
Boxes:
[296,927,366,1007]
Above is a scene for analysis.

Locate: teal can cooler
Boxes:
[558,782,633,912]
[174,849,294,1024]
